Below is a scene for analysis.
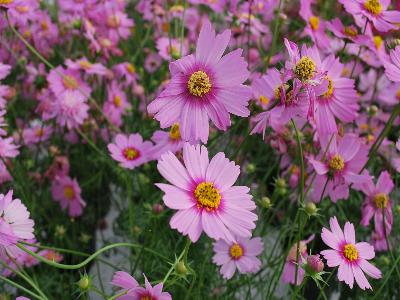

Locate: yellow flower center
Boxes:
[0,0,13,4]
[364,0,382,15]
[328,154,345,172]
[259,95,270,105]
[79,60,92,70]
[63,186,75,200]
[229,243,244,260]
[344,26,358,37]
[140,296,152,300]
[309,16,320,30]
[169,123,181,141]
[99,38,112,48]
[374,193,388,209]
[294,56,316,82]
[106,15,120,28]
[396,88,400,100]
[194,182,221,211]
[123,147,139,160]
[41,21,49,31]
[62,75,78,90]
[322,77,334,98]
[113,95,122,107]
[367,134,375,143]
[187,71,212,97]
[343,244,358,261]
[35,128,44,137]
[126,63,135,74]
[16,5,29,13]
[373,36,383,49]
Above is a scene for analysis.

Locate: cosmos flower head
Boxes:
[148,20,252,143]
[51,175,86,217]
[321,216,381,290]
[156,143,257,242]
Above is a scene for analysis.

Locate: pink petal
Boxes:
[157,151,192,190]
[344,222,356,244]
[182,143,209,182]
[352,264,372,290]
[358,259,382,279]
[205,152,240,192]
[356,242,375,260]
[156,183,195,209]
[320,249,343,267]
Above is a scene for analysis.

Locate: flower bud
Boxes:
[246,163,256,174]
[305,202,317,216]
[152,203,164,214]
[175,261,188,275]
[368,105,378,116]
[260,197,272,208]
[306,254,324,273]
[78,274,91,292]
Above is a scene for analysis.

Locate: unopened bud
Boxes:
[175,261,188,275]
[260,197,272,208]
[307,254,324,273]
[368,105,378,116]
[246,163,256,173]
[152,203,164,214]
[78,274,91,292]
[305,202,317,216]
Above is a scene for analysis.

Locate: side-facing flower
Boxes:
[213,236,263,279]
[51,175,86,217]
[148,20,252,143]
[321,216,382,290]
[156,143,257,242]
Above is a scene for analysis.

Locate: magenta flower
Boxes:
[0,136,19,159]
[321,216,382,290]
[310,134,369,202]
[111,272,171,300]
[213,236,263,279]
[103,81,131,127]
[148,20,252,143]
[51,176,86,217]
[156,143,257,242]
[384,46,400,82]
[53,93,89,129]
[107,133,153,169]
[22,122,53,146]
[358,171,394,237]
[149,124,185,160]
[0,63,11,80]
[66,57,108,77]
[340,0,400,32]
[0,190,35,256]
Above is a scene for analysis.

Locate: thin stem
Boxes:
[291,119,305,205]
[0,275,44,300]
[17,242,170,270]
[162,238,191,284]
[266,0,284,67]
[350,19,368,78]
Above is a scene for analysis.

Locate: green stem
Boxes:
[108,291,128,300]
[17,242,170,270]
[291,119,305,205]
[0,275,44,300]
[163,238,191,284]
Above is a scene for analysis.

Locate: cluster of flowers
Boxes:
[0,0,399,298]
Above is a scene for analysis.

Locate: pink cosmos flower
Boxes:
[22,122,53,145]
[282,235,314,285]
[315,54,359,134]
[357,171,394,237]
[321,216,382,290]
[0,190,35,257]
[327,18,369,44]
[107,133,153,169]
[0,63,11,80]
[156,37,187,61]
[149,123,185,160]
[384,46,400,82]
[148,20,252,143]
[53,93,89,129]
[103,81,131,127]
[66,57,108,76]
[340,0,400,32]
[111,272,171,300]
[51,175,86,217]
[0,136,19,159]
[156,143,257,242]
[310,134,369,202]
[47,66,91,103]
[213,236,263,279]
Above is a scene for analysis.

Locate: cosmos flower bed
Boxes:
[1,0,400,299]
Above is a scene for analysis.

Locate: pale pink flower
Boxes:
[51,176,86,217]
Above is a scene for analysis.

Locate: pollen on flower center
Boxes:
[343,244,358,261]
[364,0,382,15]
[79,61,92,69]
[309,16,320,30]
[169,123,181,141]
[62,75,78,90]
[107,15,120,28]
[63,186,75,200]
[113,95,122,107]
[328,154,345,172]
[373,193,388,209]
[126,63,136,74]
[229,243,244,260]
[373,36,383,49]
[344,26,358,37]
[140,296,152,300]
[194,182,221,211]
[0,0,13,4]
[187,71,212,97]
[294,56,316,82]
[322,77,334,98]
[35,128,44,137]
[259,95,270,105]
[123,147,140,160]
[396,88,400,100]
[16,5,29,13]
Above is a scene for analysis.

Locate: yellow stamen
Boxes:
[79,61,92,70]
[322,77,334,98]
[259,95,270,105]
[123,147,139,160]
[373,193,388,209]
[63,186,75,200]
[364,0,382,15]
[229,243,244,260]
[41,21,49,31]
[294,56,316,82]
[62,75,78,90]
[106,15,120,28]
[344,26,358,37]
[187,71,212,97]
[113,95,122,107]
[373,36,383,49]
[396,88,400,100]
[328,154,345,172]
[343,244,358,261]
[194,182,221,211]
[35,128,44,137]
[126,63,136,75]
[0,0,13,4]
[15,5,29,13]
[169,123,181,141]
[309,16,320,30]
